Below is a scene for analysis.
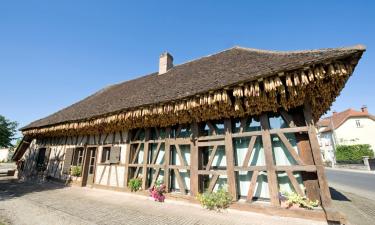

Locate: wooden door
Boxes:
[82,147,97,186]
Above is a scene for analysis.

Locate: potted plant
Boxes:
[149,180,166,202]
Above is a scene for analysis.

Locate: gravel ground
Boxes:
[0,177,326,225]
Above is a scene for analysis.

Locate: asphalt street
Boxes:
[326,168,375,200]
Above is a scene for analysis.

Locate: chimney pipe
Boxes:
[159,52,173,75]
[361,105,368,113]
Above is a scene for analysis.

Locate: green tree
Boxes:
[0,115,18,148]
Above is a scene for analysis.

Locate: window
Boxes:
[72,148,84,166]
[101,147,111,163]
[355,120,361,128]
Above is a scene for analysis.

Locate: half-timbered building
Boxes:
[13,45,365,222]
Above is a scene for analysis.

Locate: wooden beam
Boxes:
[247,170,259,202]
[208,174,219,192]
[304,102,332,207]
[205,145,218,171]
[190,123,199,196]
[164,128,171,191]
[276,132,304,165]
[175,144,186,166]
[174,168,186,194]
[240,118,248,133]
[206,121,217,135]
[197,140,225,146]
[142,128,151,190]
[224,119,237,200]
[131,143,142,164]
[242,136,257,167]
[286,170,305,196]
[280,110,296,128]
[151,142,162,164]
[150,168,161,188]
[260,114,280,206]
[124,139,131,189]
[290,109,320,201]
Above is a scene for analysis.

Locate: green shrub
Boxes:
[336,144,374,162]
[128,177,142,192]
[197,188,233,211]
[70,166,82,177]
[282,192,319,210]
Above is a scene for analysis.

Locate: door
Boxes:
[82,147,97,186]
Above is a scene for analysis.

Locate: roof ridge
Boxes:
[234,44,366,55]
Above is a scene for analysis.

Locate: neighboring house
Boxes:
[12,45,365,222]
[0,148,9,162]
[317,107,375,162]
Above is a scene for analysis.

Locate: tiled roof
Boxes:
[22,45,365,131]
[317,108,374,132]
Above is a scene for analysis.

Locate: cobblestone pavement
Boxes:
[330,187,375,225]
[0,178,326,225]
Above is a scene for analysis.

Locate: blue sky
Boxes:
[0,1,374,137]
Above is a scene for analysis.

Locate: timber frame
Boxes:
[14,46,365,223]
[17,104,342,221]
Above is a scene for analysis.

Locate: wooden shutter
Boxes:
[62,148,74,174]
[110,146,121,163]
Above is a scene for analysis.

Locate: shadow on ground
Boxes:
[0,176,67,201]
[329,187,351,202]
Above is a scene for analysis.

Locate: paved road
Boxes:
[325,168,375,201]
[0,178,326,225]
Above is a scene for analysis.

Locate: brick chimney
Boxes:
[159,52,173,75]
[361,105,368,114]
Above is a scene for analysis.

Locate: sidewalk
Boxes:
[0,178,327,225]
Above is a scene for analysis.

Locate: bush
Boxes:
[281,192,319,210]
[197,188,233,211]
[70,166,82,177]
[336,144,374,162]
[128,177,142,192]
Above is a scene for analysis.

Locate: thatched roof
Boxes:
[21,45,365,135]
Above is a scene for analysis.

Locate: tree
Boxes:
[0,115,18,148]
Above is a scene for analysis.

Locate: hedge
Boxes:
[336,144,374,162]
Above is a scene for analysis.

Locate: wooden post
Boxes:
[142,128,151,190]
[164,127,171,191]
[303,103,332,207]
[224,119,237,200]
[260,114,280,206]
[290,110,320,201]
[124,131,131,189]
[190,122,199,196]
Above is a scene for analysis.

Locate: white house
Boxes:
[316,106,375,162]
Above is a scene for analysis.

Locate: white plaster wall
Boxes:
[335,117,375,153]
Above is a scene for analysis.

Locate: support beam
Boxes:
[190,123,199,196]
[224,119,238,200]
[304,103,332,207]
[142,128,151,190]
[260,114,280,206]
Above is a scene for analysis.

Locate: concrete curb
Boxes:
[325,167,375,174]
